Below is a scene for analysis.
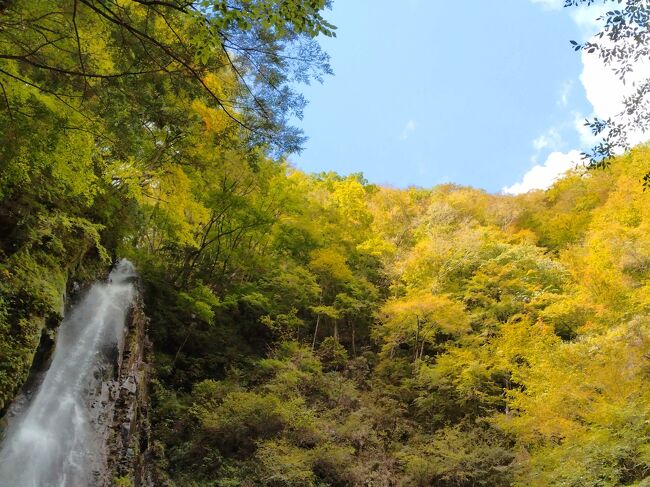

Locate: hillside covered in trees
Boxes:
[142,151,650,486]
[1,1,650,486]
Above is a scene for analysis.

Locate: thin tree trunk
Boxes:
[351,319,356,357]
[414,315,420,362]
[311,314,321,351]
[172,326,192,368]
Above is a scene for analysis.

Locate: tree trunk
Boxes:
[172,326,193,368]
[414,315,420,362]
[311,314,321,351]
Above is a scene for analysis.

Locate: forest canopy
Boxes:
[1,1,650,486]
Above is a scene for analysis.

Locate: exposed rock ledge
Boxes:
[93,290,154,487]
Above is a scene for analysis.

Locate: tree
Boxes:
[310,304,339,350]
[566,0,650,186]
[378,293,469,362]
[0,0,335,154]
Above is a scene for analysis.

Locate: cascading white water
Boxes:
[0,259,137,487]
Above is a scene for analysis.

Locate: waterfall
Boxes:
[0,259,137,487]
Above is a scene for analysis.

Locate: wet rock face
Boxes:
[98,293,154,487]
[80,290,153,487]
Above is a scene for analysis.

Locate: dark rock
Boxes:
[89,292,154,487]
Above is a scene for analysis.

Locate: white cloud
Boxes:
[530,0,648,140]
[579,42,650,148]
[503,150,581,195]
[573,111,598,148]
[580,46,623,119]
[558,80,573,107]
[506,1,648,195]
[529,0,607,37]
[532,127,563,153]
[400,119,417,140]
[569,4,608,38]
[530,0,563,10]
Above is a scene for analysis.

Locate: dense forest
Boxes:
[1,1,650,486]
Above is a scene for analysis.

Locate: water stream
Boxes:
[0,260,136,487]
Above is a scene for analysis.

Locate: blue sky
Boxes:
[289,0,609,193]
